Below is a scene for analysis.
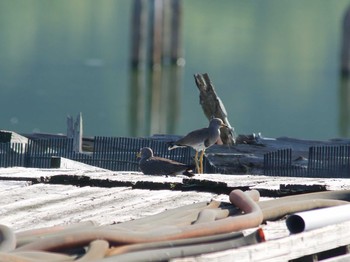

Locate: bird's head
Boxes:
[136,147,154,159]
[210,118,228,128]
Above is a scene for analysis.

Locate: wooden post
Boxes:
[194,73,236,145]
[130,0,182,68]
[148,0,166,134]
[128,0,184,136]
[130,0,148,69]
[169,0,183,65]
[67,113,82,153]
[339,6,350,137]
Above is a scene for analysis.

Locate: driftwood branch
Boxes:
[194,73,236,145]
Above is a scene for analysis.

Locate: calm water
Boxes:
[1,0,350,140]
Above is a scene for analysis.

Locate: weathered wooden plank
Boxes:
[2,165,350,197]
[0,181,216,232]
[323,253,350,262]
[66,113,82,153]
[1,166,350,261]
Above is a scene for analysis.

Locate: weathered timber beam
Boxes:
[194,73,236,145]
[67,113,83,153]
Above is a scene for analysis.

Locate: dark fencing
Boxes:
[308,145,350,178]
[0,143,27,168]
[93,136,194,171]
[2,137,350,177]
[25,138,74,168]
[264,148,307,177]
[264,145,350,178]
[0,136,218,173]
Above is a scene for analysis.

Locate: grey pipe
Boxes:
[107,231,244,256]
[0,224,16,252]
[99,229,264,262]
[286,204,350,234]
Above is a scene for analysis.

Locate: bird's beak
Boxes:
[136,152,141,158]
[221,123,228,128]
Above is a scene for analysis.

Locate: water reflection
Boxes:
[0,1,349,139]
[129,68,146,137]
[128,0,183,137]
[129,64,183,137]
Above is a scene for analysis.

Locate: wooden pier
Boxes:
[1,162,350,261]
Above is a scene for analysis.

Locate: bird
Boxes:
[137,147,195,177]
[168,118,227,174]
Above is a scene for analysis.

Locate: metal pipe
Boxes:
[286,204,350,234]
[258,190,350,221]
[107,231,244,256]
[260,199,348,222]
[8,189,350,260]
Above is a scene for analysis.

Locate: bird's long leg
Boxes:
[199,150,205,174]
[194,151,200,173]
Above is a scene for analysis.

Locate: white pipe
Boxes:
[286,204,350,234]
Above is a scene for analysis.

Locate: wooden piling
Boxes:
[129,0,184,136]
[339,5,350,137]
[130,0,183,68]
[341,6,350,76]
[169,0,184,65]
[130,0,148,69]
[67,113,82,153]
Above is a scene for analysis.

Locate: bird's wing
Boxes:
[151,157,189,169]
[175,128,208,146]
[141,157,191,175]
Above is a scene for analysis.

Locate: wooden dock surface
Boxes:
[1,163,350,261]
